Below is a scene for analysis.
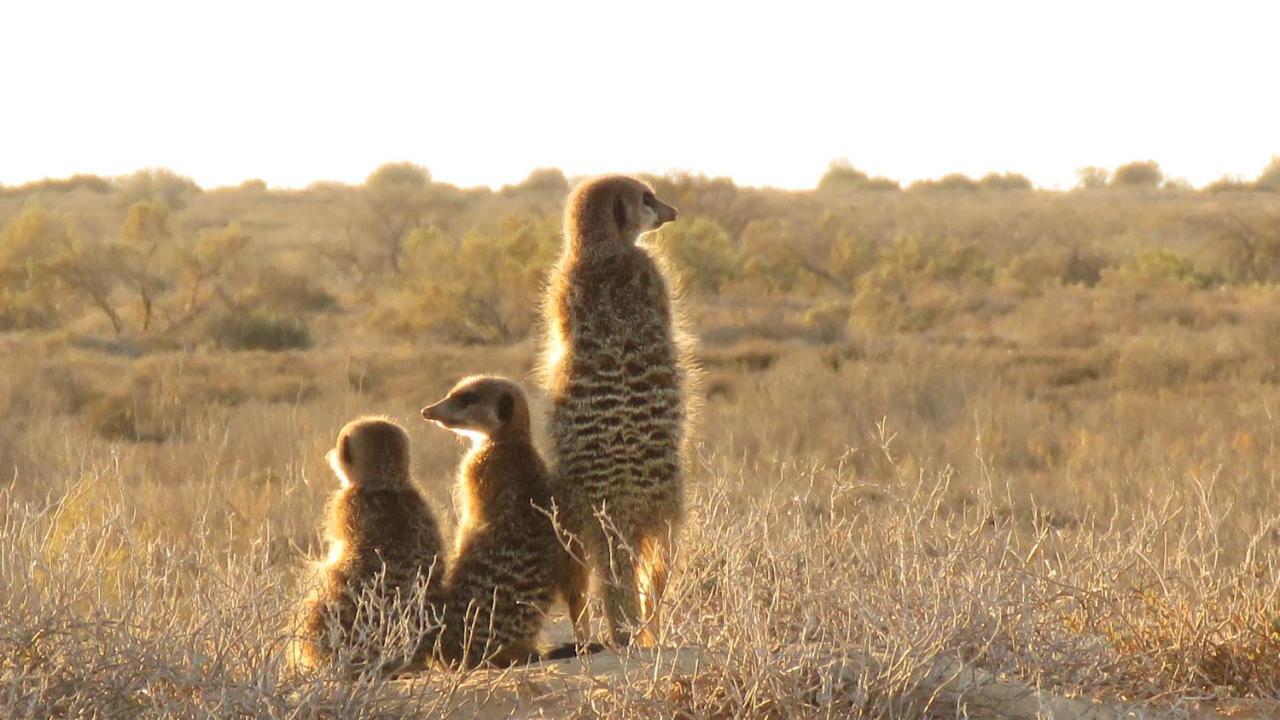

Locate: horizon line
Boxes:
[3,158,1278,195]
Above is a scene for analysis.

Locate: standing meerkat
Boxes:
[296,417,446,672]
[540,175,697,647]
[420,376,584,667]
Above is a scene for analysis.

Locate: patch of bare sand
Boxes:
[377,621,1279,719]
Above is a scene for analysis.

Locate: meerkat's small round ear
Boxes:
[339,435,353,465]
[612,192,628,230]
[498,392,514,423]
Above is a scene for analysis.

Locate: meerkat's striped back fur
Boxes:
[540,175,699,646]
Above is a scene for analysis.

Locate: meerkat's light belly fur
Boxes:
[547,254,686,533]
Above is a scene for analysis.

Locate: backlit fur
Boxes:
[420,376,572,667]
[296,417,445,672]
[539,175,700,646]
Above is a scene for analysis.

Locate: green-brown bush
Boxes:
[205,309,312,351]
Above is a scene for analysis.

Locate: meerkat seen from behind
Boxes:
[296,417,446,672]
[540,175,696,647]
[420,376,582,667]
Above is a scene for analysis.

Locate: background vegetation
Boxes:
[2,159,1280,717]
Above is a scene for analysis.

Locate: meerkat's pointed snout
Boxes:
[654,198,678,225]
[421,401,444,423]
[420,390,478,432]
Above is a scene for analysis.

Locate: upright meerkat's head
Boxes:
[421,376,531,445]
[565,175,678,248]
[326,417,412,490]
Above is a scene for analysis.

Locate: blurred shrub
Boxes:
[740,218,804,292]
[117,200,174,332]
[0,287,58,331]
[802,301,850,342]
[0,174,113,196]
[84,393,145,441]
[361,162,432,273]
[1113,328,1200,390]
[0,204,63,330]
[205,310,312,351]
[1112,161,1163,188]
[393,215,559,343]
[657,216,740,293]
[826,231,879,290]
[175,222,252,319]
[848,236,992,332]
[979,173,1033,191]
[1258,156,1280,192]
[367,161,431,189]
[909,174,980,192]
[117,169,201,209]
[1101,249,1215,289]
[40,365,99,414]
[508,167,568,195]
[1213,215,1280,283]
[649,173,755,236]
[851,281,951,333]
[244,268,336,314]
[1205,176,1254,193]
[1004,291,1104,349]
[81,380,180,442]
[1075,167,1110,189]
[818,160,900,193]
[878,235,992,284]
[998,246,1113,291]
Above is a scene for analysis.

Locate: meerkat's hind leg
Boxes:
[602,537,644,648]
[554,520,598,647]
[563,553,593,646]
[636,530,674,647]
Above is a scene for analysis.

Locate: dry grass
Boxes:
[3,304,1280,717]
[5,169,1280,716]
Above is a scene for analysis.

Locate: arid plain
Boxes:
[2,162,1280,717]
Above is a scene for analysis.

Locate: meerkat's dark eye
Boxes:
[642,191,656,208]
[456,391,479,407]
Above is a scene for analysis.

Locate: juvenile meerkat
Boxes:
[296,417,446,672]
[420,376,581,667]
[540,175,697,647]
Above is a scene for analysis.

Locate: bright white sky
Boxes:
[2,1,1277,191]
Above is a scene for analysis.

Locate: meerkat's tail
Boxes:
[537,641,608,662]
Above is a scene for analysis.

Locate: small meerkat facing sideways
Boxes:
[420,376,590,667]
[296,417,446,672]
[540,175,697,647]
